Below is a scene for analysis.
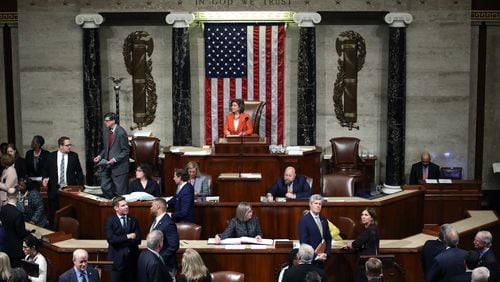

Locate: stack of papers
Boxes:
[123,192,155,202]
[207,237,274,245]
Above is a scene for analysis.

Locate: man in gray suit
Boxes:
[94,112,130,198]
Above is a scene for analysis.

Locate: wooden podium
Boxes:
[215,135,269,154]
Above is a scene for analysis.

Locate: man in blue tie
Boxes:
[474,230,498,281]
[105,196,141,282]
[93,112,130,198]
[58,249,99,282]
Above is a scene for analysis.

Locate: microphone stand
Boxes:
[238,116,249,178]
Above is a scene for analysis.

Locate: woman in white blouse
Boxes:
[22,235,47,282]
[0,154,17,205]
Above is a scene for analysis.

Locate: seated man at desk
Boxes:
[409,150,440,184]
[266,166,311,201]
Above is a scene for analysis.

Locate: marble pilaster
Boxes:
[166,13,194,146]
[294,13,321,145]
[384,12,412,186]
[75,13,104,185]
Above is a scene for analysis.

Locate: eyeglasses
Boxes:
[104,119,112,122]
[63,144,72,147]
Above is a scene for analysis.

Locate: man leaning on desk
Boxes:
[266,166,311,202]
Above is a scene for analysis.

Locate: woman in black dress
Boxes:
[129,163,161,197]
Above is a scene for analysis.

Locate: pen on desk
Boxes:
[182,241,188,245]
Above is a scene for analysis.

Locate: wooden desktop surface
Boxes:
[38,210,500,282]
[58,189,424,240]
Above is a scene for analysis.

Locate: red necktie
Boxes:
[107,130,114,159]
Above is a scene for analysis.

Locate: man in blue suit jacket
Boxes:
[59,249,99,282]
[298,194,332,264]
[167,168,195,223]
[267,166,311,201]
[149,198,179,273]
[106,196,141,282]
[137,230,171,282]
[426,226,468,282]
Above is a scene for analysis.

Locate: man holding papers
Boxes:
[214,202,262,243]
[298,194,331,264]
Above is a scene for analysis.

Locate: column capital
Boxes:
[166,12,194,28]
[293,12,321,27]
[384,12,413,28]
[75,13,104,28]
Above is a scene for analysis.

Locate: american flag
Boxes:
[204,23,285,145]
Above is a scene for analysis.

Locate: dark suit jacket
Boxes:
[167,182,195,223]
[0,204,30,266]
[267,174,312,199]
[129,179,161,197]
[42,151,84,199]
[478,248,499,282]
[58,266,100,282]
[14,157,27,180]
[298,212,332,256]
[449,271,472,282]
[352,224,379,259]
[409,162,440,184]
[421,239,446,275]
[105,214,141,270]
[426,247,468,282]
[151,213,179,272]
[137,249,171,282]
[25,148,50,177]
[282,263,327,282]
[224,112,253,135]
[99,124,130,176]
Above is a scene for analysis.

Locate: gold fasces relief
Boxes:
[333,31,366,130]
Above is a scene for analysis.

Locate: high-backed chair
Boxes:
[440,167,462,179]
[335,216,356,239]
[58,217,81,238]
[330,137,362,174]
[175,222,202,240]
[322,174,355,197]
[244,100,265,135]
[211,271,245,282]
[130,136,160,174]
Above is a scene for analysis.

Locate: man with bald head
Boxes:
[59,249,99,282]
[409,151,440,184]
[426,225,467,282]
[266,166,311,201]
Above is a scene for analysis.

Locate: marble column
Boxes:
[75,14,104,185]
[384,13,413,186]
[166,13,194,146]
[293,13,321,146]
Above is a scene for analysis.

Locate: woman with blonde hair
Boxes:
[178,248,211,282]
[214,202,262,243]
[0,252,12,282]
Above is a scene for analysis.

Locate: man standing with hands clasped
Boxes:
[94,112,130,198]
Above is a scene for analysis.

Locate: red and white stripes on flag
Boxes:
[204,23,285,145]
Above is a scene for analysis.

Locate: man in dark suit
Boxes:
[58,249,100,282]
[421,224,451,275]
[0,187,31,267]
[474,230,499,282]
[93,112,130,198]
[298,194,332,264]
[282,244,327,282]
[266,166,311,201]
[449,251,479,282]
[167,168,195,223]
[365,257,383,282]
[137,230,170,282]
[105,196,141,282]
[409,151,440,184]
[426,226,468,282]
[41,136,84,224]
[25,135,50,177]
[149,198,179,273]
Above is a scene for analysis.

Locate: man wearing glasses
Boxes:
[42,136,83,225]
[94,112,130,199]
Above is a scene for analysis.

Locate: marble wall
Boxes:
[14,0,496,187]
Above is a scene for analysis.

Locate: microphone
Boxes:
[239,116,249,178]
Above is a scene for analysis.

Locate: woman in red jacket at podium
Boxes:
[224,99,253,136]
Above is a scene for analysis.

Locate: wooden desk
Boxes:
[163,147,322,198]
[58,189,424,240]
[405,180,483,225]
[39,210,500,282]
